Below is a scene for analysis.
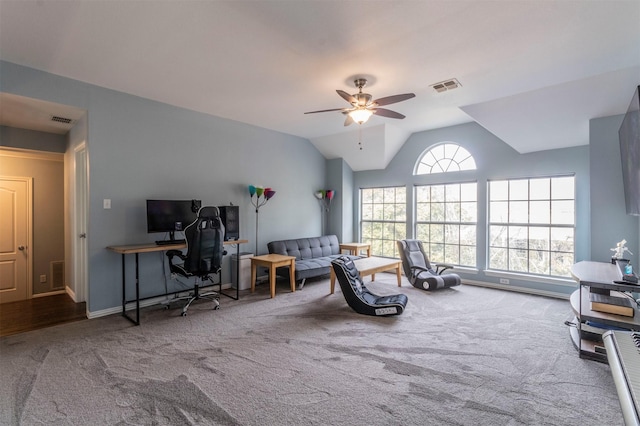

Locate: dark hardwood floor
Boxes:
[0,293,87,337]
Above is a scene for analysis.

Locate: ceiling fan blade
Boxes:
[373,93,415,107]
[373,108,406,119]
[304,108,347,114]
[344,114,354,126]
[337,90,357,105]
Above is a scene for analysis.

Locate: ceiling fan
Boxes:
[304,78,415,126]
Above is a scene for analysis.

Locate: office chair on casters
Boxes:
[397,239,461,290]
[165,206,226,316]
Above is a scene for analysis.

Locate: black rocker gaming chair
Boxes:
[166,206,226,316]
[397,239,461,290]
[331,256,407,316]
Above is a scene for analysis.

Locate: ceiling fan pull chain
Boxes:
[358,125,363,150]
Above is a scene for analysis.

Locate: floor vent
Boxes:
[51,261,65,289]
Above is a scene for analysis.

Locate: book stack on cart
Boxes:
[589,292,635,317]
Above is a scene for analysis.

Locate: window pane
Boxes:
[431,202,445,221]
[460,183,477,201]
[461,202,477,222]
[430,243,444,263]
[551,251,574,276]
[362,188,373,203]
[416,224,429,241]
[490,247,508,270]
[509,201,528,223]
[490,201,508,223]
[529,201,550,224]
[509,180,528,200]
[430,224,444,243]
[460,225,476,246]
[362,204,373,220]
[432,185,445,202]
[446,202,460,222]
[529,227,550,251]
[490,180,509,200]
[489,225,508,247]
[446,184,460,202]
[373,204,384,220]
[416,186,429,202]
[445,224,459,244]
[529,250,550,275]
[444,245,460,264]
[530,178,550,200]
[552,176,574,199]
[416,203,430,221]
[551,228,573,252]
[460,245,476,266]
[509,249,528,272]
[551,200,574,225]
[509,226,528,249]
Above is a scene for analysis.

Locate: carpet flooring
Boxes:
[0,274,622,425]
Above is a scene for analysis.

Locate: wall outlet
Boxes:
[40,274,47,283]
[500,278,510,284]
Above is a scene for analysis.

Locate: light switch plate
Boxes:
[103,199,111,209]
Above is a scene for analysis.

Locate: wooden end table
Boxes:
[251,254,296,298]
[330,256,402,294]
[339,242,371,257]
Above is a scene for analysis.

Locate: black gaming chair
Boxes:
[397,239,461,290]
[166,206,226,316]
[331,256,407,316]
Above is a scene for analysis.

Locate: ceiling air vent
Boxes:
[430,78,462,93]
[51,115,74,124]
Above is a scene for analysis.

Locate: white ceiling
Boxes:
[1,0,639,171]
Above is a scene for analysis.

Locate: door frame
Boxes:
[72,142,88,303]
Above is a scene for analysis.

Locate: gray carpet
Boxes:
[0,274,622,425]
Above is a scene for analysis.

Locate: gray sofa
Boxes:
[267,235,360,288]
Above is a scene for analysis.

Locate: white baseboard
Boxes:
[87,282,234,319]
[462,279,570,300]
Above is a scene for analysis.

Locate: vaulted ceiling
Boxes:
[1,0,639,171]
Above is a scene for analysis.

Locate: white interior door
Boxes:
[0,177,32,304]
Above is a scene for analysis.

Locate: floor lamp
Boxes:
[314,189,334,235]
[248,185,276,255]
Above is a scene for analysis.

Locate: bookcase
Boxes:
[569,261,640,363]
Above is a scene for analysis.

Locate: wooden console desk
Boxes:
[107,239,248,325]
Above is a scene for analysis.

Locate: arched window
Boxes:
[415,143,476,175]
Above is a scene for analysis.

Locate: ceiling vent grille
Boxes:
[430,78,462,93]
[51,115,74,124]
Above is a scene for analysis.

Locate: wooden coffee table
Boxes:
[330,256,402,294]
[251,254,296,298]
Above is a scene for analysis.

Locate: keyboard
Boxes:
[155,239,186,246]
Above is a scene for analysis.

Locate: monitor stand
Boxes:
[156,231,185,245]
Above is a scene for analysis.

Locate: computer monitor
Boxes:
[146,199,201,243]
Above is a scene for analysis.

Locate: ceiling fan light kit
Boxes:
[305,78,415,127]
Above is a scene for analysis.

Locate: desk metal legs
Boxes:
[218,242,241,300]
[121,253,140,325]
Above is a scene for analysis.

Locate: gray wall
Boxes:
[1,126,67,152]
[326,158,354,242]
[353,121,591,296]
[589,115,640,262]
[1,60,326,313]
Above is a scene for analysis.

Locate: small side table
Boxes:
[251,254,296,298]
[339,242,371,257]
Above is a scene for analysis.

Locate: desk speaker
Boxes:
[218,205,239,241]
